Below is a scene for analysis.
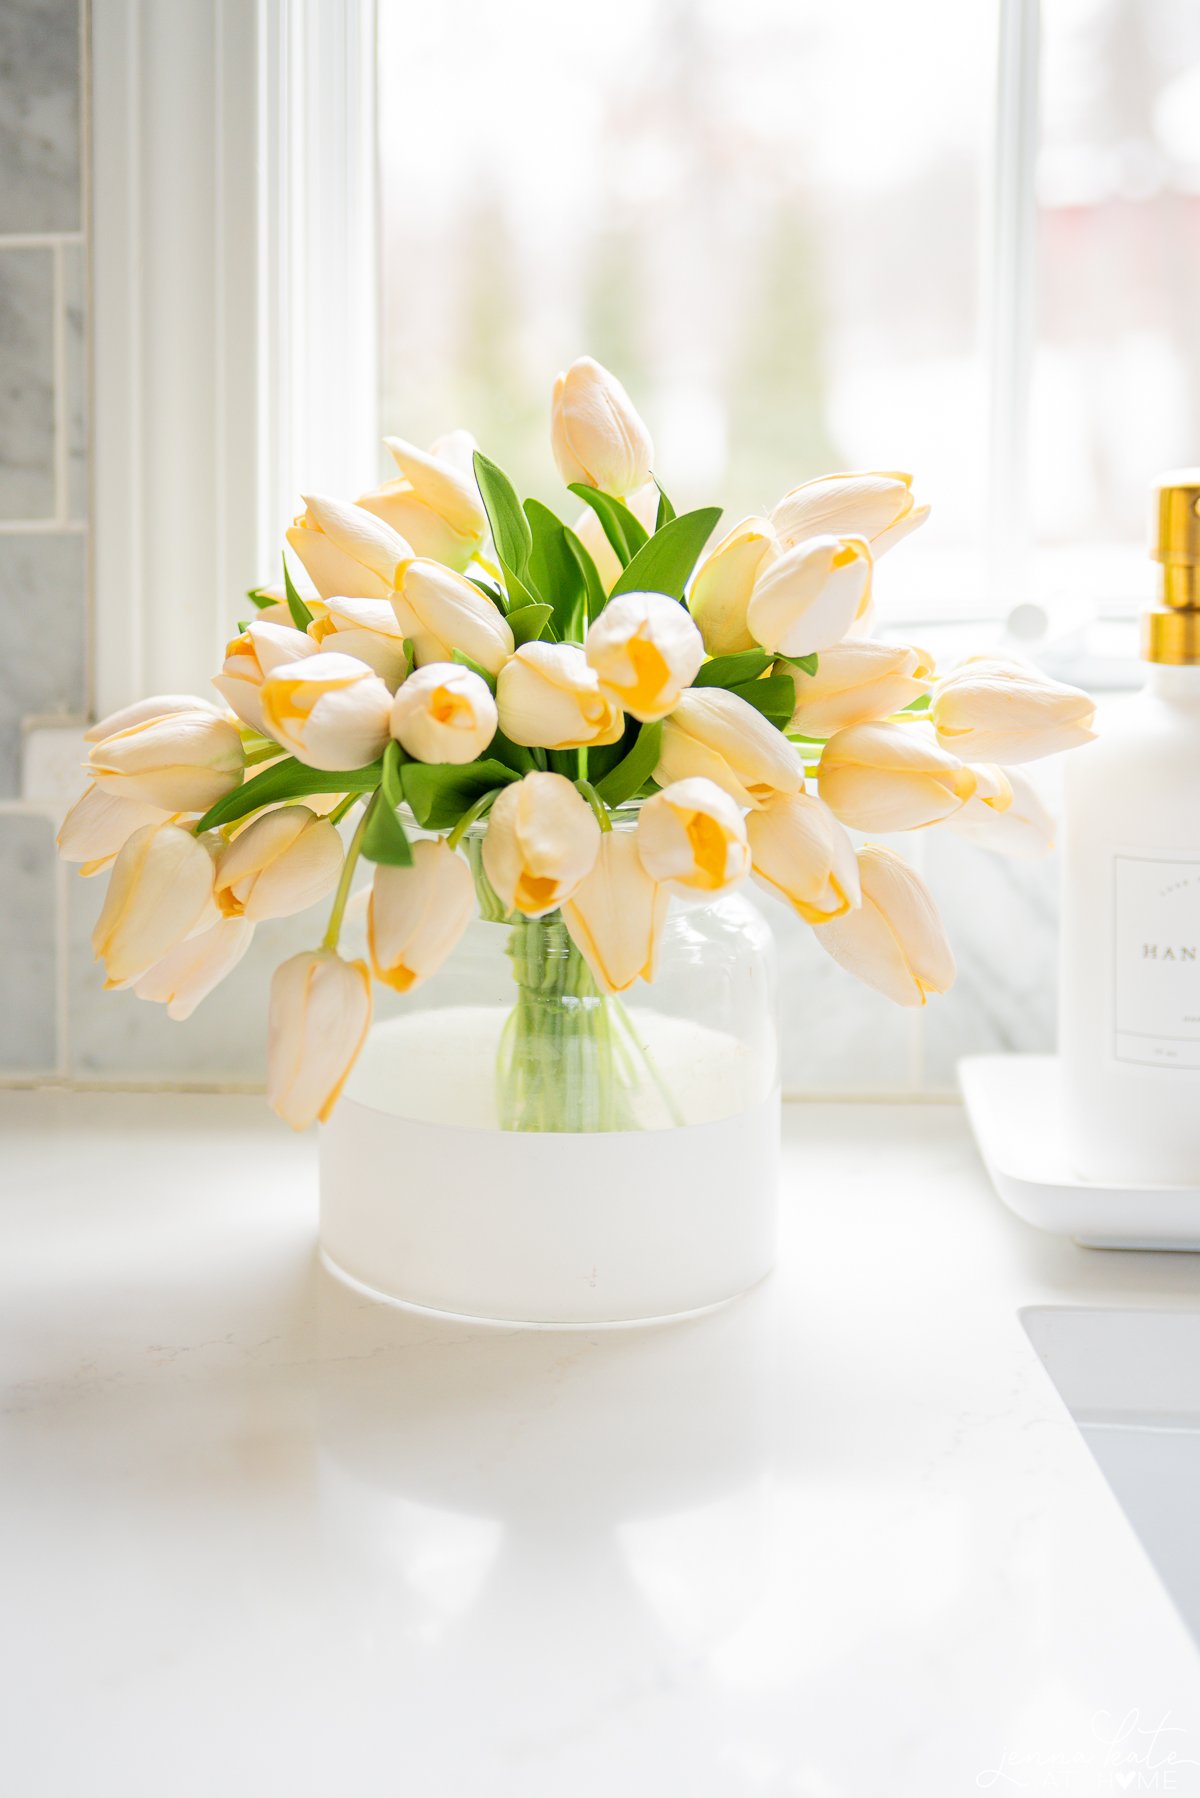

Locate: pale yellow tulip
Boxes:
[357,436,487,571]
[213,619,318,732]
[389,661,498,764]
[771,472,929,557]
[132,917,253,1019]
[813,845,955,1007]
[391,558,514,675]
[929,657,1096,764]
[585,590,704,721]
[746,534,873,658]
[780,640,935,737]
[687,517,777,656]
[58,783,169,876]
[746,790,861,923]
[92,821,217,987]
[285,493,412,600]
[215,805,343,922]
[562,829,670,994]
[306,597,411,690]
[260,652,393,772]
[636,777,751,894]
[84,693,222,743]
[654,687,802,809]
[550,355,654,497]
[496,642,624,750]
[88,710,245,813]
[481,772,601,917]
[368,837,475,993]
[267,949,373,1129]
[817,721,975,830]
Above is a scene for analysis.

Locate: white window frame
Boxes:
[89,0,378,717]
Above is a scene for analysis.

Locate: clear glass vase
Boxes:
[320,819,782,1324]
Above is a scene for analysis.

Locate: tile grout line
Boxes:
[0,519,87,536]
[0,231,84,249]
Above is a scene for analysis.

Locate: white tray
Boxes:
[959,1054,1200,1251]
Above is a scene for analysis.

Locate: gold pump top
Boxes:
[1144,470,1200,664]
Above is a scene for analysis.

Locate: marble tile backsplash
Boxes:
[0,0,1063,1095]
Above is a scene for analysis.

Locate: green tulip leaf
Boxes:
[282,554,313,630]
[506,602,555,647]
[567,485,649,569]
[450,648,498,693]
[607,506,723,605]
[467,574,511,616]
[653,478,676,529]
[728,675,796,731]
[778,651,819,678]
[525,498,587,640]
[401,757,519,831]
[593,720,663,807]
[360,742,414,867]
[564,526,608,621]
[246,586,277,611]
[192,755,383,835]
[693,649,774,689]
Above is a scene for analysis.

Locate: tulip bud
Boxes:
[213,619,318,732]
[356,436,488,571]
[389,661,498,764]
[214,805,343,922]
[92,821,217,987]
[132,917,253,1019]
[687,517,777,657]
[746,790,861,923]
[285,493,412,600]
[368,837,475,992]
[771,472,929,557]
[780,640,935,738]
[481,771,601,917]
[817,721,976,831]
[550,355,654,497]
[496,642,624,750]
[58,782,168,876]
[946,765,1055,859]
[84,693,222,743]
[562,828,669,994]
[746,534,873,658]
[928,656,1096,764]
[636,777,751,894]
[573,480,660,592]
[305,596,411,690]
[391,558,514,675]
[813,845,955,1007]
[654,687,802,810]
[260,651,393,772]
[88,710,245,813]
[267,949,373,1130]
[585,590,704,722]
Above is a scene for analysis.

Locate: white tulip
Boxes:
[391,558,514,675]
[746,790,861,923]
[306,597,411,690]
[481,772,601,917]
[389,662,498,764]
[285,493,412,600]
[92,821,217,987]
[84,693,222,744]
[562,828,669,994]
[215,805,344,922]
[771,472,929,557]
[368,838,475,992]
[88,711,245,813]
[780,639,935,738]
[496,642,624,751]
[213,619,318,732]
[929,657,1096,764]
[133,917,253,1019]
[585,590,704,722]
[817,721,976,831]
[260,652,393,772]
[687,517,777,657]
[357,435,487,571]
[654,686,802,809]
[550,355,654,497]
[813,845,955,1007]
[58,783,168,876]
[267,949,373,1130]
[746,534,873,657]
[636,777,751,894]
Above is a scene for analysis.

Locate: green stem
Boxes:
[321,803,371,951]
[448,788,498,851]
[327,792,361,826]
[574,779,612,832]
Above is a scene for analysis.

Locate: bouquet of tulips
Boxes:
[59,356,1096,1130]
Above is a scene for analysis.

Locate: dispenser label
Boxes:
[1114,854,1200,1068]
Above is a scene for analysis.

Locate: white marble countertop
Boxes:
[3,1091,1200,1796]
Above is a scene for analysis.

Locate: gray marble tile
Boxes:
[0,247,55,518]
[0,531,86,793]
[0,813,57,1071]
[63,240,85,520]
[917,828,1059,1090]
[0,0,81,234]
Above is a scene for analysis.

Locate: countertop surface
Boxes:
[3,1091,1200,1796]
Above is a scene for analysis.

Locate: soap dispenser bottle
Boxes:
[1060,472,1200,1185]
